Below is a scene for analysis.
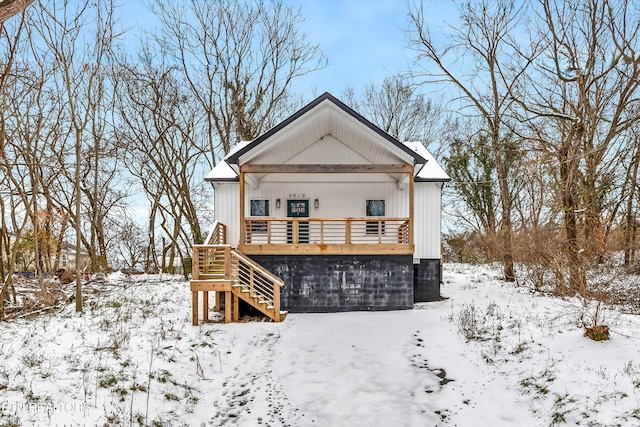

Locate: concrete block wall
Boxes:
[250,254,414,313]
[413,259,441,302]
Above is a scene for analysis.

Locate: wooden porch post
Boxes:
[224,291,232,323]
[273,284,281,322]
[192,246,199,325]
[409,170,415,246]
[192,247,200,280]
[214,291,221,312]
[202,291,209,322]
[232,294,239,322]
[224,247,233,322]
[224,246,231,279]
[239,169,246,245]
[192,291,198,326]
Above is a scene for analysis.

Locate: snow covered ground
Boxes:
[1,264,640,426]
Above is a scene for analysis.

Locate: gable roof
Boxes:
[225,92,426,166]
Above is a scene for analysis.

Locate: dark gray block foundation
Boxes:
[250,254,416,313]
[413,259,441,302]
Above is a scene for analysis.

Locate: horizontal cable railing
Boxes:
[243,217,411,245]
[232,250,283,306]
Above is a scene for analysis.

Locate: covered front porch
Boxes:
[235,162,417,256]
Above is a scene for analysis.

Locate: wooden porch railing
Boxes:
[191,243,285,324]
[243,217,411,245]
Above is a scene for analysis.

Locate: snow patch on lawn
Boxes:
[1,264,639,426]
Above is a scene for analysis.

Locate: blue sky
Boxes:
[288,0,459,99]
[121,0,458,102]
[286,0,412,98]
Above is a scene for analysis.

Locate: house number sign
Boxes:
[288,193,305,198]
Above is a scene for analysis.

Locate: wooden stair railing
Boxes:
[229,249,285,321]
[205,221,227,245]
[191,222,286,324]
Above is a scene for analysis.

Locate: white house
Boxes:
[191,93,449,323]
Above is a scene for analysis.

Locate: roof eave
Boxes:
[415,177,451,183]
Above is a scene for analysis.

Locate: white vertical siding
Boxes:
[414,182,443,259]
[213,183,240,246]
[246,180,409,219]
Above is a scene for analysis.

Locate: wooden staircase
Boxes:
[190,222,287,324]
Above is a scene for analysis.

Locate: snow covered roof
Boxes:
[204,141,250,181]
[404,141,450,182]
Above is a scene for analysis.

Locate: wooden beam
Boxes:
[409,171,414,247]
[239,171,246,244]
[240,164,414,174]
[190,280,234,292]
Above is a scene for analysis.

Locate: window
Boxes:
[366,199,385,234]
[250,199,270,232]
[61,254,68,267]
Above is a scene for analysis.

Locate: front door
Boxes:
[287,200,309,243]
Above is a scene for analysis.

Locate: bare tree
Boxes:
[407,0,530,281]
[622,125,640,266]
[0,0,34,23]
[146,0,326,164]
[114,52,207,270]
[112,217,146,270]
[342,75,444,152]
[34,0,122,310]
[514,0,640,293]
[0,8,35,316]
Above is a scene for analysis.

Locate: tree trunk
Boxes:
[624,145,640,266]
